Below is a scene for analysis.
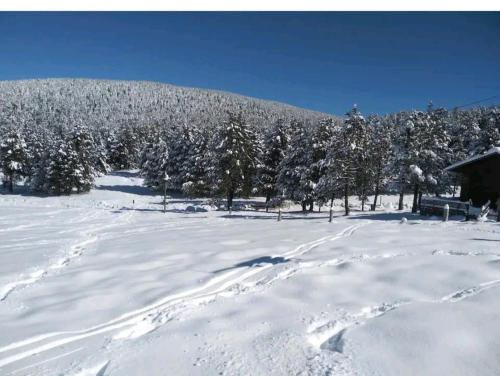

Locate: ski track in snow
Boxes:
[440,279,500,302]
[2,211,499,374]
[0,210,132,303]
[0,222,367,370]
[0,234,98,302]
[432,249,500,257]
[307,278,500,372]
[307,300,410,352]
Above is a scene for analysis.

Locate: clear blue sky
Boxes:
[0,12,499,115]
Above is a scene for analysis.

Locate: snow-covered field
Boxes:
[1,171,499,376]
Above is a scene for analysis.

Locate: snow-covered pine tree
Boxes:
[29,148,51,193]
[392,107,451,213]
[23,129,44,184]
[367,115,394,210]
[476,107,500,153]
[421,106,452,198]
[332,106,370,215]
[108,125,140,169]
[316,129,342,209]
[181,126,211,197]
[69,124,96,193]
[93,132,111,175]
[255,118,289,206]
[46,139,74,195]
[277,122,317,211]
[0,129,28,192]
[165,124,194,191]
[393,111,426,212]
[209,112,258,209]
[310,118,337,211]
[140,138,169,189]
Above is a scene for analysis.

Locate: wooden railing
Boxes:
[419,197,469,217]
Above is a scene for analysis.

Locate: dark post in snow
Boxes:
[443,203,449,222]
[278,189,285,222]
[163,172,169,213]
[329,206,333,223]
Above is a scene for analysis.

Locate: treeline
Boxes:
[1,97,498,215]
[0,78,322,196]
[138,104,499,214]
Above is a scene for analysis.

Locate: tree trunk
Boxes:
[344,183,350,216]
[361,197,365,212]
[227,190,234,211]
[330,195,334,208]
[308,200,314,212]
[301,201,307,212]
[372,180,380,211]
[418,192,423,209]
[265,192,271,213]
[411,184,419,214]
[8,174,13,193]
[398,189,404,211]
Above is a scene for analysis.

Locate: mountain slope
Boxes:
[0,79,331,131]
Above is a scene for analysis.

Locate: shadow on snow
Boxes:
[214,256,289,273]
[95,184,156,196]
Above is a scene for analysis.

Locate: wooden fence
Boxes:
[419,197,469,217]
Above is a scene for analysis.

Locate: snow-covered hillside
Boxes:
[0,79,328,131]
[1,172,499,375]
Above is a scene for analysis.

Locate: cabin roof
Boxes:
[445,147,500,172]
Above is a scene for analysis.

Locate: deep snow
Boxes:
[0,172,499,375]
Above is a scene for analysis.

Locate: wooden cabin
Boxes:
[445,147,500,209]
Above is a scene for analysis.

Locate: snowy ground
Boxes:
[1,171,499,376]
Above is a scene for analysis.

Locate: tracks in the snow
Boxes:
[0,234,98,302]
[0,222,366,370]
[0,210,132,303]
[308,279,500,355]
[307,300,410,352]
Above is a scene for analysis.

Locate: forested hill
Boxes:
[0,78,498,203]
[0,79,329,130]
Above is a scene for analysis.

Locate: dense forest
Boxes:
[0,79,499,214]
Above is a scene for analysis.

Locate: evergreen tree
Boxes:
[277,123,317,211]
[255,118,289,206]
[108,125,140,169]
[181,127,211,197]
[421,106,452,198]
[46,139,74,195]
[310,118,337,210]
[140,138,169,189]
[29,148,51,193]
[331,106,370,215]
[209,112,258,209]
[0,129,28,192]
[69,125,96,193]
[393,108,451,213]
[368,115,394,210]
[476,107,500,153]
[166,124,194,191]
